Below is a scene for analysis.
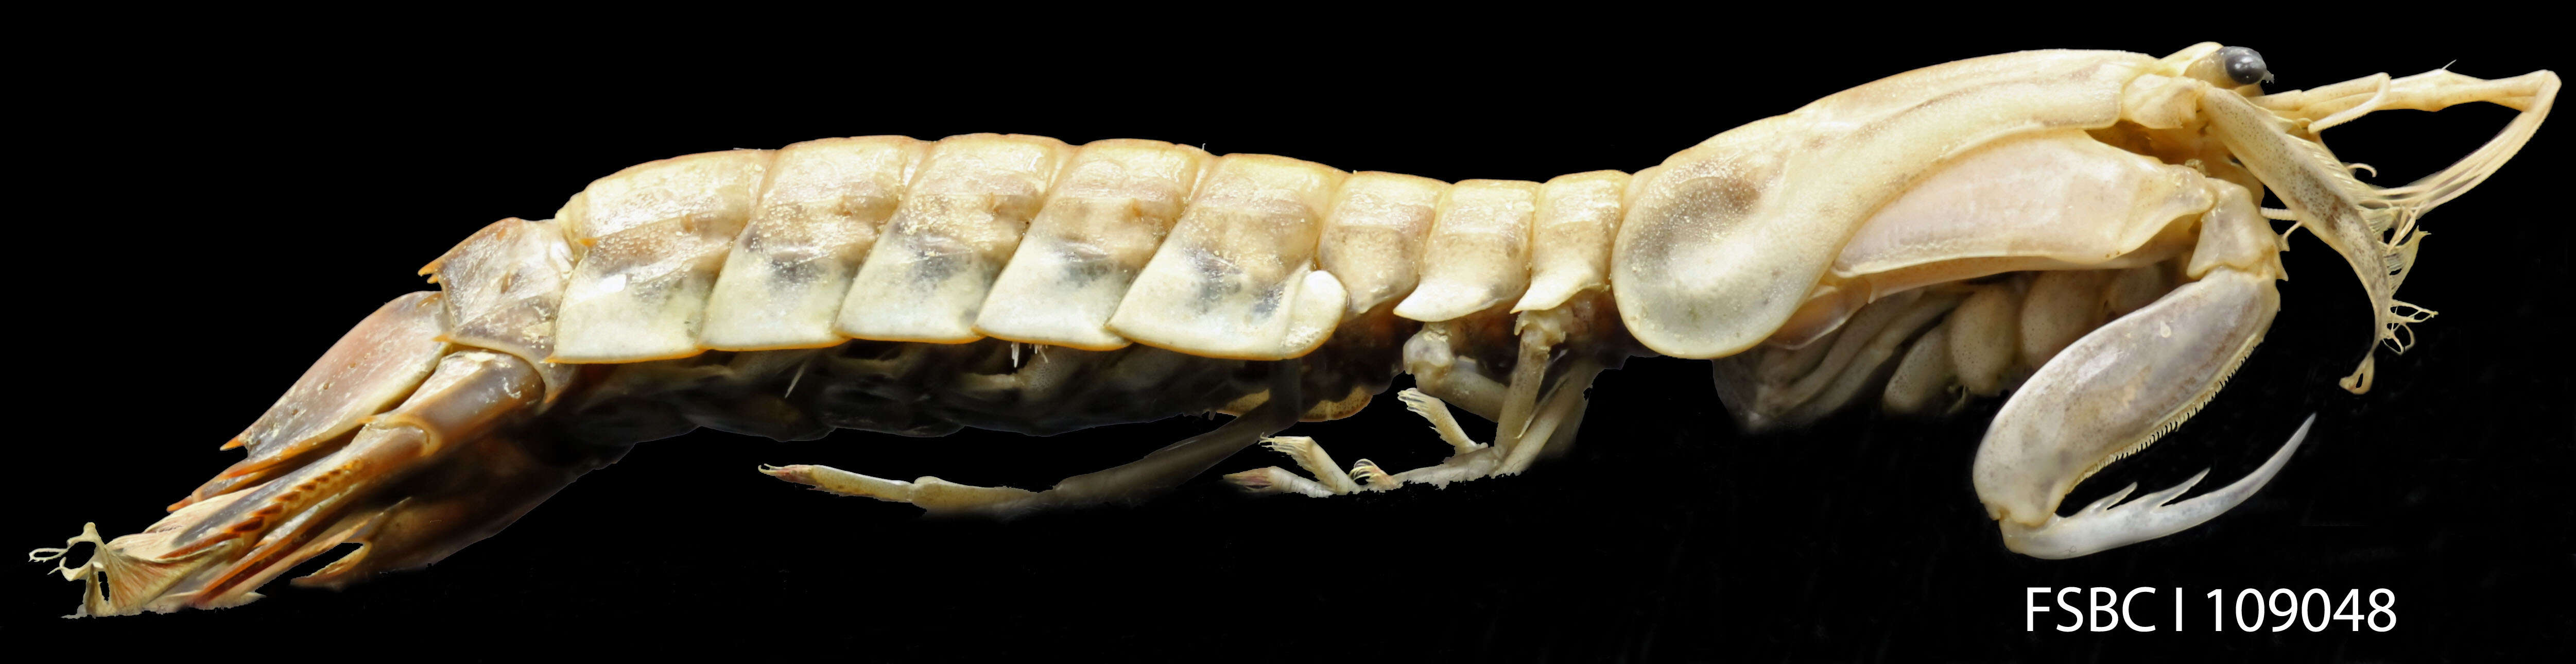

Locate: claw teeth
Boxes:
[2000,415,2315,559]
[2083,483,2142,515]
[2138,468,2213,507]
[2083,467,2214,517]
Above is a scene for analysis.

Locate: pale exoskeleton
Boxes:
[23,41,2553,631]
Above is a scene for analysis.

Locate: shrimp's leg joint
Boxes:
[1230,308,1603,496]
[770,362,1308,516]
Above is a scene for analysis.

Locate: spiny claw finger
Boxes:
[2074,483,2142,515]
[2002,415,2311,559]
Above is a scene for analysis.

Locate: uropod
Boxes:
[27,43,2555,617]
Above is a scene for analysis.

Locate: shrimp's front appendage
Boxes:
[30,43,2554,615]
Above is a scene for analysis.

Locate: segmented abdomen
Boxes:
[428,133,1635,396]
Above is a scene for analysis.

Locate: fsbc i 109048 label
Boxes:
[2024,588,2396,632]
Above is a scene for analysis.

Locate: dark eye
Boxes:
[2218,46,2269,85]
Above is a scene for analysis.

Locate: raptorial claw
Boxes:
[2001,416,2311,559]
[1972,252,2282,557]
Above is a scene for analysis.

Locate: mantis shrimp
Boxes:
[27,42,2554,619]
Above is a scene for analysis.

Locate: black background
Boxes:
[9,16,2565,662]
